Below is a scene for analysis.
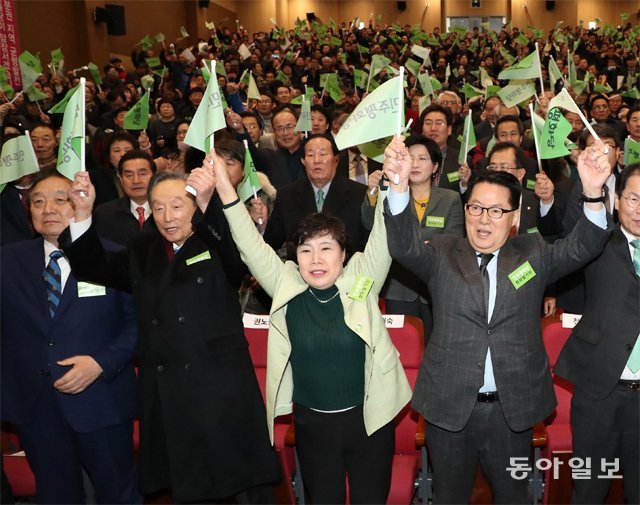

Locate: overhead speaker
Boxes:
[545,1,555,11]
[306,12,316,23]
[397,1,407,11]
[105,4,126,36]
[198,0,210,7]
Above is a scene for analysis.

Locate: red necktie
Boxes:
[136,207,145,229]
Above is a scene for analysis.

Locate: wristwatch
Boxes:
[580,189,606,203]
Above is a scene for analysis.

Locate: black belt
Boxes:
[619,380,640,391]
[477,391,499,403]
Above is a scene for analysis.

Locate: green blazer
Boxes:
[361,186,464,303]
[224,191,412,444]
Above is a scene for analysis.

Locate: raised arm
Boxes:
[205,151,285,297]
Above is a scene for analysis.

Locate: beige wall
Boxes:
[15,0,638,73]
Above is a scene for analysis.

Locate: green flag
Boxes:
[319,73,331,89]
[458,112,476,164]
[593,82,613,93]
[87,62,102,85]
[404,58,421,77]
[184,63,226,153]
[237,142,263,202]
[215,60,227,77]
[51,48,64,67]
[247,72,261,100]
[418,73,439,96]
[497,81,537,108]
[539,107,572,159]
[358,44,370,55]
[623,136,640,165]
[568,54,577,84]
[19,51,41,91]
[622,88,640,100]
[498,49,540,80]
[516,33,529,46]
[0,66,14,99]
[57,86,84,180]
[140,35,155,50]
[548,88,582,115]
[371,54,392,77]
[146,57,162,69]
[485,85,501,98]
[418,95,431,114]
[324,74,343,102]
[460,82,484,99]
[154,32,165,43]
[354,68,367,89]
[499,46,515,65]
[276,70,289,84]
[358,136,393,164]
[548,59,563,90]
[48,85,79,114]
[0,133,39,186]
[26,86,48,102]
[426,36,440,46]
[335,75,404,151]
[294,96,312,133]
[123,92,150,130]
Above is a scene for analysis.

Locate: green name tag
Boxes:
[526,226,539,234]
[186,250,211,266]
[447,171,460,183]
[77,281,106,297]
[508,261,536,289]
[426,216,445,228]
[526,179,536,190]
[348,275,374,302]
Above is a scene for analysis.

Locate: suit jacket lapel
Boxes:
[22,238,51,321]
[455,242,488,320]
[324,177,348,213]
[610,226,637,278]
[491,243,524,324]
[295,179,317,215]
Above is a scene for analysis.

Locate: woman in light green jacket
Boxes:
[206,135,412,504]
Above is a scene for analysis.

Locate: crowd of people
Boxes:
[1,13,639,505]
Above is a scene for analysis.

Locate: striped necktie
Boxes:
[44,250,64,318]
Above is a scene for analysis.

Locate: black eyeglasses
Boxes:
[465,204,518,219]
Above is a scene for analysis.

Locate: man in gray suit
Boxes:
[383,137,612,503]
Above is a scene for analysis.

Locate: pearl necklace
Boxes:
[307,288,340,304]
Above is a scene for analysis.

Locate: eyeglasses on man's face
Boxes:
[487,163,520,172]
[275,124,296,133]
[465,204,517,219]
[620,193,640,209]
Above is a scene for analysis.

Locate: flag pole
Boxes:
[528,103,544,173]
[464,109,472,162]
[80,77,86,172]
[536,43,544,96]
[394,67,405,184]
[242,139,262,225]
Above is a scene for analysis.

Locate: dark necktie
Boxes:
[353,154,367,184]
[478,253,494,316]
[44,250,64,318]
[136,206,146,229]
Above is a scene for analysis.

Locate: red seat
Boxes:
[2,427,36,499]
[387,316,425,504]
[542,321,572,370]
[245,324,296,504]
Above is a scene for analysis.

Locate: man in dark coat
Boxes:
[60,168,280,502]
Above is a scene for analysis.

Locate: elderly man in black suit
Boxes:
[383,136,612,503]
[555,163,640,504]
[60,168,280,503]
[263,134,368,254]
[93,149,157,246]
